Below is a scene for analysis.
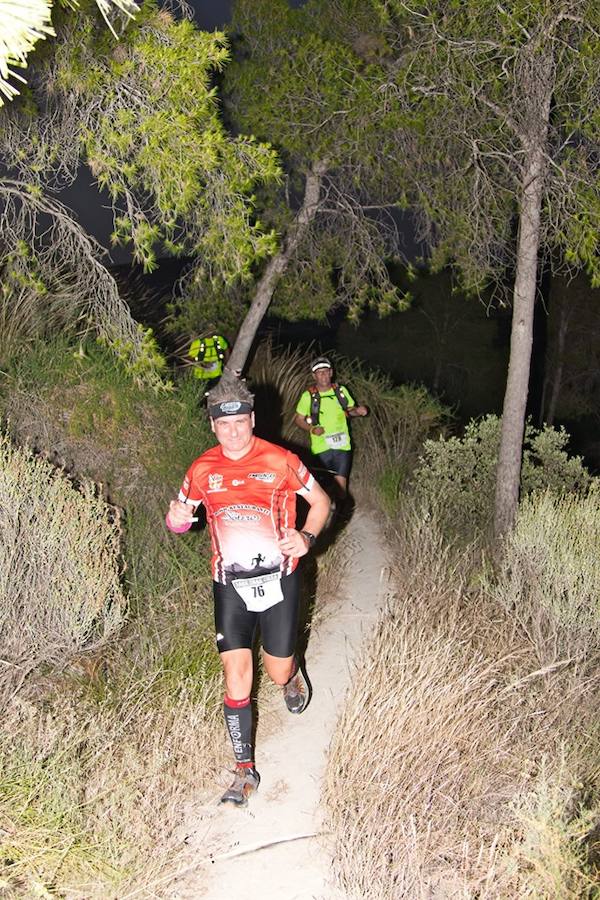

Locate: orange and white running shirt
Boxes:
[178,437,315,584]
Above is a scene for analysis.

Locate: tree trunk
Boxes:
[223,161,328,383]
[493,143,547,540]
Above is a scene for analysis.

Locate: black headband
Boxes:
[209,400,253,419]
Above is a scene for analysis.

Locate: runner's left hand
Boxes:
[278,528,309,558]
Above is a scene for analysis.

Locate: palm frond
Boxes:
[0,0,55,104]
[60,0,139,37]
[94,0,138,35]
[0,0,140,106]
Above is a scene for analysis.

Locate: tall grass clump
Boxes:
[333,358,448,511]
[412,414,590,543]
[491,484,600,664]
[323,504,600,898]
[248,338,319,441]
[0,430,125,686]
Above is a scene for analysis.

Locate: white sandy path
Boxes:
[171,510,390,900]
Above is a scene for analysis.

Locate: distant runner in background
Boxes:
[188,332,229,385]
[166,377,330,807]
[295,357,368,508]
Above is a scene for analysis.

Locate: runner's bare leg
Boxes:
[220,648,253,699]
[333,474,348,499]
[263,652,295,686]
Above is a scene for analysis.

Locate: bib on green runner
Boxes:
[325,431,348,449]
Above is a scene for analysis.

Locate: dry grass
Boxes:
[0,566,227,898]
[0,285,50,364]
[323,504,600,898]
[0,431,126,700]
[248,338,317,442]
[336,365,448,508]
[0,657,226,898]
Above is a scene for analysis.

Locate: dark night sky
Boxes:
[191,0,234,29]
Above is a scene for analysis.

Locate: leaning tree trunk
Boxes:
[222,161,328,385]
[493,142,547,540]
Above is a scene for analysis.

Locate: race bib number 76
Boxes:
[232,572,284,612]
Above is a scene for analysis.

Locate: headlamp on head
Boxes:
[209,399,253,420]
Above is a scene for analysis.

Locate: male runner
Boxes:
[295,357,368,503]
[166,377,330,806]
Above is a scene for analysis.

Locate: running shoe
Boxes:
[283,662,309,714]
[220,765,260,806]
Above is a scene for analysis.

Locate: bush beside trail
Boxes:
[0,647,225,897]
[323,401,600,897]
[323,505,600,898]
[412,414,591,543]
[492,485,600,665]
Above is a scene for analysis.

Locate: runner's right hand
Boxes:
[167,499,195,527]
[311,426,325,436]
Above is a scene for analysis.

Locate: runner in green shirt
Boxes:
[295,357,368,504]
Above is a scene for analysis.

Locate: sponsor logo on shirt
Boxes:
[248,472,276,483]
[218,503,270,523]
[208,473,226,492]
[223,510,260,522]
[232,479,245,486]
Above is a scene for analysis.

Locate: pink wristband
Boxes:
[165,513,192,534]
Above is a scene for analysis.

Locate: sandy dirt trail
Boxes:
[171,509,390,900]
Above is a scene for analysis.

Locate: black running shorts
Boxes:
[315,448,352,478]
[213,568,300,658]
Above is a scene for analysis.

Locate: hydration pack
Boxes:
[308,383,349,426]
[193,335,226,362]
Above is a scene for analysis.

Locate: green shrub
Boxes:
[491,483,600,663]
[412,415,591,542]
[507,753,600,899]
[0,431,126,684]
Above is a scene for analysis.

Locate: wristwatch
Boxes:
[300,530,316,548]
